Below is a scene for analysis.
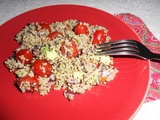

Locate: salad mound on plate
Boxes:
[5,19,118,100]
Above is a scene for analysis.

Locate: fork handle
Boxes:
[151,53,160,60]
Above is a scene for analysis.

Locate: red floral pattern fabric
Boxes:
[115,13,160,102]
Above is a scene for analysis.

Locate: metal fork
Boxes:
[96,40,160,60]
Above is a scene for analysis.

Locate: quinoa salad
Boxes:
[5,19,118,100]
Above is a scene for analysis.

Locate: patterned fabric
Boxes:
[115,13,160,102]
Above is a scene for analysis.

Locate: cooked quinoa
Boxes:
[5,19,118,100]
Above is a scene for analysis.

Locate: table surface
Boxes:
[1,0,160,119]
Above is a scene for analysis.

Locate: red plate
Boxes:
[0,5,150,120]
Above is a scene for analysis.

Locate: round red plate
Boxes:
[0,5,150,120]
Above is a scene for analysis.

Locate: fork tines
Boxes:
[96,40,139,56]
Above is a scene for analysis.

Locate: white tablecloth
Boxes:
[1,0,160,119]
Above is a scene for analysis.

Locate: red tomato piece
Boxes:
[74,23,89,35]
[15,49,33,64]
[17,75,39,92]
[32,59,52,77]
[96,63,100,68]
[60,40,78,58]
[92,30,106,44]
[37,22,51,32]
[48,31,63,40]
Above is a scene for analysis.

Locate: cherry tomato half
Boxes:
[32,59,52,77]
[17,75,39,92]
[92,30,106,44]
[37,22,51,32]
[15,49,33,64]
[48,31,63,40]
[74,23,89,35]
[60,40,78,58]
